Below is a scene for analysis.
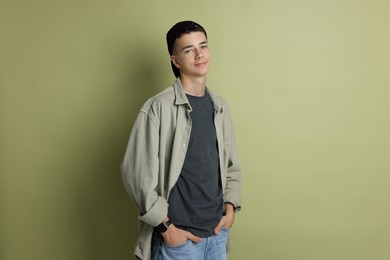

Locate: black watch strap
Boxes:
[157,220,171,233]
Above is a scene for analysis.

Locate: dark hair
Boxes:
[166,21,207,78]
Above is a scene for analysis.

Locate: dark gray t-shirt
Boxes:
[167,91,223,237]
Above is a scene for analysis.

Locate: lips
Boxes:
[195,61,208,67]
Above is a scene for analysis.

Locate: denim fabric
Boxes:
[152,228,229,260]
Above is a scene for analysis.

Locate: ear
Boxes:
[171,55,180,68]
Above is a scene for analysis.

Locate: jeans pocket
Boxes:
[163,239,191,249]
[161,240,197,259]
[221,227,230,232]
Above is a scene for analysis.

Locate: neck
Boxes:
[180,75,207,96]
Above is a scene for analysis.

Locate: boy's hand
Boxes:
[162,224,203,246]
[214,203,235,234]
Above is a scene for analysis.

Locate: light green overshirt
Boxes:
[121,78,242,259]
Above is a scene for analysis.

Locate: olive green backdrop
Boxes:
[1,0,389,259]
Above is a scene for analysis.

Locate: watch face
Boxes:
[157,221,171,233]
[157,223,167,233]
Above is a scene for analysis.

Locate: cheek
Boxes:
[205,50,211,59]
[174,57,185,67]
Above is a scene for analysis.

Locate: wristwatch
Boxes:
[157,220,172,233]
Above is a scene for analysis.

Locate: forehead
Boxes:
[174,31,207,48]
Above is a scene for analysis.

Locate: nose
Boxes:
[195,48,204,60]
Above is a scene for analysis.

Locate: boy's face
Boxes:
[170,31,210,79]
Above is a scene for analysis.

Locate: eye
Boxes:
[184,48,193,54]
[201,44,208,49]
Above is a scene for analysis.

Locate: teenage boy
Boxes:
[121,21,242,260]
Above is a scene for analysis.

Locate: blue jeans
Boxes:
[151,228,229,260]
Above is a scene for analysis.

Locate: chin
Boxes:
[195,70,209,77]
[195,66,209,75]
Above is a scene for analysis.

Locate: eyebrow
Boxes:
[181,41,208,51]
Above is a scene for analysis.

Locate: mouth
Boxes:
[195,61,208,67]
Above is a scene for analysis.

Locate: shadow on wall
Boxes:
[72,43,167,259]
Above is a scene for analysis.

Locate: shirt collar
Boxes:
[173,77,223,113]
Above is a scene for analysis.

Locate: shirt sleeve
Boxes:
[222,103,242,212]
[120,105,167,227]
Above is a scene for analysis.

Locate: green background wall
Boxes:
[1,0,389,259]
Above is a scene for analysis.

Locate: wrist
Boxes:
[157,219,172,233]
[224,203,235,215]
